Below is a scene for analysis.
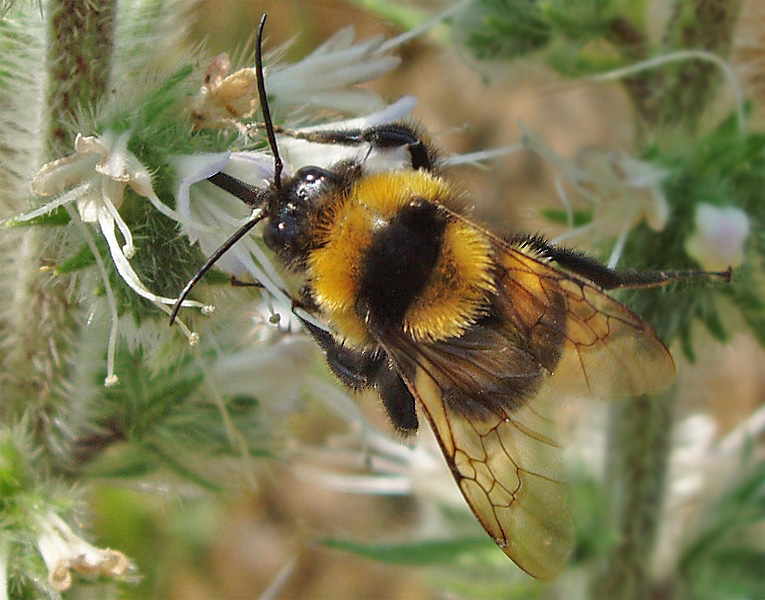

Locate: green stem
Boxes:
[592,3,742,597]
[45,0,117,155]
[594,391,675,600]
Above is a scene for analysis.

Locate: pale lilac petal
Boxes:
[685,204,750,270]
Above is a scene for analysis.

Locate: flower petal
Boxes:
[30,134,104,196]
[98,212,206,309]
[685,203,750,270]
[94,130,133,182]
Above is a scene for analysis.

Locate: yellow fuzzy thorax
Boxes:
[308,170,496,345]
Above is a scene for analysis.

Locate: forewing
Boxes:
[494,244,677,399]
[381,330,574,580]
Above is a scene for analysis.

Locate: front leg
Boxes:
[273,123,436,172]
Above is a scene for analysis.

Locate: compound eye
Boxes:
[295,166,330,182]
[293,166,333,203]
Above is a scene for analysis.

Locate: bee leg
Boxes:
[299,317,419,433]
[207,171,267,207]
[230,275,264,288]
[273,123,435,172]
[515,234,732,289]
[374,363,419,434]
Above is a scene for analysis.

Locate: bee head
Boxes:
[262,166,334,265]
[262,158,363,268]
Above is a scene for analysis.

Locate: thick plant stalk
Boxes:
[45,0,117,154]
[2,1,116,423]
[594,391,674,600]
[592,4,743,598]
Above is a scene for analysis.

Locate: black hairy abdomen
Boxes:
[357,200,446,327]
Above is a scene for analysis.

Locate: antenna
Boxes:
[169,13,280,325]
[256,13,283,189]
[169,207,267,324]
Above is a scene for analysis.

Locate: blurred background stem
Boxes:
[2,0,116,441]
[595,390,675,600]
[45,0,116,155]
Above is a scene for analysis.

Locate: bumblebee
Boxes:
[173,15,730,580]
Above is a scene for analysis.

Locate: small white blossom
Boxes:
[290,376,465,540]
[19,130,207,313]
[172,150,294,316]
[294,423,447,498]
[685,203,750,271]
[10,130,213,382]
[577,149,670,235]
[652,414,719,579]
[266,27,401,115]
[212,336,316,420]
[520,123,670,267]
[35,511,131,592]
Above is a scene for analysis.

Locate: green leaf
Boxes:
[461,0,552,62]
[144,441,222,492]
[138,64,194,125]
[321,536,496,565]
[678,458,765,600]
[701,299,728,343]
[722,285,765,348]
[56,242,97,274]
[347,0,432,32]
[679,327,696,363]
[539,208,592,227]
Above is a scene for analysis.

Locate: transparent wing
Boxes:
[425,363,570,579]
[374,238,676,579]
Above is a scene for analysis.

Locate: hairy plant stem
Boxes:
[45,0,117,155]
[594,391,675,600]
[591,4,742,598]
[2,1,116,430]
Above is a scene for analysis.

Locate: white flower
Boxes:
[266,27,400,115]
[577,149,670,235]
[10,130,211,383]
[653,404,765,579]
[289,376,465,542]
[685,203,750,271]
[35,511,131,593]
[520,123,670,267]
[172,149,294,317]
[212,335,316,421]
[652,414,719,579]
[24,131,206,311]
